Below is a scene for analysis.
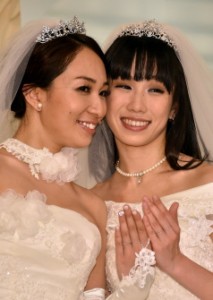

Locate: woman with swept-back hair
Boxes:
[89,20,213,299]
[0,17,155,300]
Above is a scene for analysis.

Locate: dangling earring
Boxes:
[36,102,42,112]
[169,111,176,122]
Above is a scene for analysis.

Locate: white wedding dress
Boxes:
[0,188,154,300]
[0,138,154,300]
[0,189,101,300]
[106,182,213,300]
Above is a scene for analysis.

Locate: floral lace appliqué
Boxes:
[0,138,80,183]
[61,231,87,263]
[186,215,213,247]
[118,246,155,293]
[0,190,51,239]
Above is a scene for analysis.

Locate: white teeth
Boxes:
[82,122,96,129]
[123,118,148,127]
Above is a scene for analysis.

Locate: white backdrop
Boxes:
[21,0,213,70]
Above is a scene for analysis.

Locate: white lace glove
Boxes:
[83,244,155,299]
[83,288,105,299]
[109,243,155,299]
[124,242,156,289]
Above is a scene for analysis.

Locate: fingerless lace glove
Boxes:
[83,245,155,299]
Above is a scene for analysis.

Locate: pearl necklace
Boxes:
[115,156,166,184]
[0,138,80,183]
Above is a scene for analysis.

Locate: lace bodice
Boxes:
[0,189,101,300]
[106,183,213,299]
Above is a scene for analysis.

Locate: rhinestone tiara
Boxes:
[36,16,86,44]
[119,19,176,50]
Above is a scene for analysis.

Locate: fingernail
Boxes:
[132,209,138,215]
[118,210,124,216]
[123,205,129,210]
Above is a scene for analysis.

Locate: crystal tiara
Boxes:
[36,16,86,44]
[119,19,176,50]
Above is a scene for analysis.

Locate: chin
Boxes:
[62,136,92,149]
[72,140,92,149]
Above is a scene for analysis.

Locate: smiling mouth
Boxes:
[77,121,97,130]
[122,118,150,127]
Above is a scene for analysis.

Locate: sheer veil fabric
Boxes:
[0,19,58,142]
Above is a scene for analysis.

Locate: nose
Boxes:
[127,91,147,112]
[87,95,106,120]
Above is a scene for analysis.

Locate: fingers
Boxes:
[132,208,148,246]
[169,202,179,223]
[115,226,123,257]
[117,205,148,253]
[143,196,180,235]
[142,196,180,252]
[142,199,163,243]
[117,209,133,252]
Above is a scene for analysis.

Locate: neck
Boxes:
[14,113,64,153]
[15,128,61,154]
[117,146,165,174]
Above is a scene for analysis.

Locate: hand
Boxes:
[115,205,149,279]
[142,195,182,274]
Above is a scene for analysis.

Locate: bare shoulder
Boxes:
[0,150,23,188]
[73,183,107,226]
[197,161,213,181]
[179,154,213,184]
[0,148,21,170]
[181,161,213,189]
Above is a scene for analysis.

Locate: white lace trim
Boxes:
[0,138,80,183]
[120,245,155,291]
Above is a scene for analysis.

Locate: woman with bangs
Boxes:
[89,20,213,299]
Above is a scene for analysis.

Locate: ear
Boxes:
[169,103,178,120]
[169,109,176,121]
[22,85,43,112]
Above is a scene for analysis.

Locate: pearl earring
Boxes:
[169,112,176,121]
[37,102,42,111]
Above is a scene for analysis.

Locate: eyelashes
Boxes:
[100,89,110,97]
[76,85,110,98]
[114,84,132,90]
[76,85,91,93]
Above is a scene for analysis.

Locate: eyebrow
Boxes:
[75,76,109,87]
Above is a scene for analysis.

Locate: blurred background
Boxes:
[1,0,213,70]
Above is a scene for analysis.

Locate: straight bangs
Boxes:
[106,36,179,94]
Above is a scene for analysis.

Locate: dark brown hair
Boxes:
[11,34,108,118]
